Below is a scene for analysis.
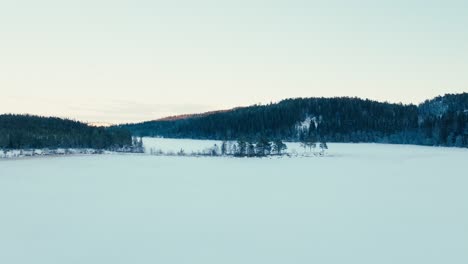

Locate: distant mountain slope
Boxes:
[119,93,467,148]
[0,114,132,149]
[156,108,238,121]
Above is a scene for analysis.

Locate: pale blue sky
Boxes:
[1,0,467,123]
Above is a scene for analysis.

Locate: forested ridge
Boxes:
[120,93,468,148]
[0,114,132,149]
[1,93,466,150]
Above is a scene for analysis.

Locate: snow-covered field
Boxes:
[1,138,467,264]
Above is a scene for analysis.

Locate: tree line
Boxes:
[229,137,288,157]
[120,93,468,148]
[0,114,134,150]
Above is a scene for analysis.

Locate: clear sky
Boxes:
[1,0,467,124]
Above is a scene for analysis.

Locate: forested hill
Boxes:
[0,114,132,149]
[119,93,468,147]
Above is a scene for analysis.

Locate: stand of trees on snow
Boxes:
[148,138,289,158]
[148,137,329,158]
[0,114,138,151]
[120,93,468,148]
[231,137,288,157]
[148,137,328,158]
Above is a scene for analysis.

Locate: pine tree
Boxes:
[221,141,227,155]
[247,142,256,157]
[272,139,287,155]
[237,139,247,156]
[255,137,271,156]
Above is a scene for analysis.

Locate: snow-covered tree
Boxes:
[221,141,227,155]
[272,139,287,155]
[211,144,220,156]
[319,142,328,156]
[255,137,272,156]
[231,143,238,156]
[237,139,247,156]
[247,142,255,157]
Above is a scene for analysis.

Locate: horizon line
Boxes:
[1,92,465,126]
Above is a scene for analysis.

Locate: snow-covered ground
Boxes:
[0,148,108,159]
[0,139,467,264]
[143,137,223,155]
[143,137,329,156]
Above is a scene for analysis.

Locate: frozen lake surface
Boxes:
[1,139,467,264]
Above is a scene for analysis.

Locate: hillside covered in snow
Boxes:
[120,93,468,148]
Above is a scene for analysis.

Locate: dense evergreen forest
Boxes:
[0,115,132,149]
[120,93,468,148]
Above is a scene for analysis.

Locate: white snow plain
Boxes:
[0,138,467,264]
